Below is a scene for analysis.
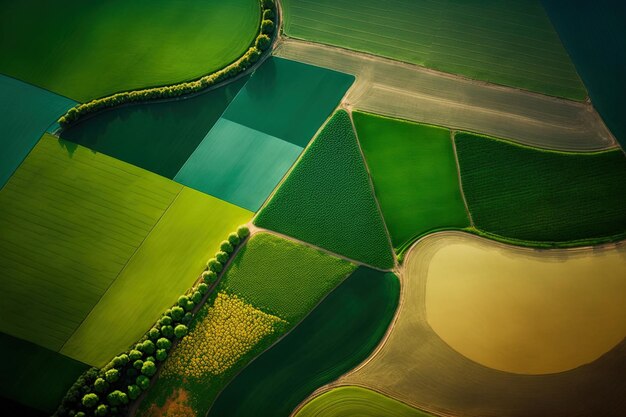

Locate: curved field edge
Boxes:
[294,386,436,417]
[382,128,626,260]
[56,0,277,128]
[135,232,358,417]
[339,231,626,417]
[455,131,626,243]
[207,268,400,417]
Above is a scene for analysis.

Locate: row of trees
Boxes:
[58,0,276,128]
[53,225,251,417]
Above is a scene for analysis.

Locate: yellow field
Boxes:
[341,232,626,416]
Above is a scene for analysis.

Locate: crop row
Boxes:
[52,226,251,417]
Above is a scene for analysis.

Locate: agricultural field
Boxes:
[254,110,394,269]
[296,386,434,417]
[0,333,88,413]
[60,188,252,366]
[275,39,614,152]
[0,0,260,101]
[282,0,586,99]
[3,1,626,416]
[59,77,248,178]
[208,268,399,417]
[342,232,626,417]
[424,233,626,375]
[137,233,356,417]
[174,57,353,211]
[0,134,180,352]
[353,111,469,250]
[455,132,626,244]
[543,0,626,149]
[0,74,76,187]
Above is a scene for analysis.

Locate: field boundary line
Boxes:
[55,0,278,130]
[449,130,474,227]
[251,226,391,273]
[58,186,184,361]
[345,107,397,266]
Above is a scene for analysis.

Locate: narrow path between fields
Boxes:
[275,38,616,152]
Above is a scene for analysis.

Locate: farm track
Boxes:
[275,38,616,152]
[302,232,626,417]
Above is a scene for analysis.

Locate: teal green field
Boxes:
[282,0,586,100]
[59,77,248,179]
[254,110,394,269]
[0,0,260,101]
[209,267,400,417]
[0,75,75,187]
[353,111,469,250]
[455,132,626,243]
[175,57,354,211]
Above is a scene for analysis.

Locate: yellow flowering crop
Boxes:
[162,292,285,377]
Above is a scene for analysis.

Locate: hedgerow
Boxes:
[58,0,276,128]
[53,224,251,417]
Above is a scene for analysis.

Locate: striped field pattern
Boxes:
[0,134,181,352]
[282,0,586,100]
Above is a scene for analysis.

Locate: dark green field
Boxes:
[60,77,248,178]
[254,110,394,269]
[455,133,626,243]
[0,333,88,413]
[208,268,400,417]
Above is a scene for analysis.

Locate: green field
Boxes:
[255,111,394,269]
[353,112,469,250]
[455,133,626,243]
[59,77,248,178]
[221,57,355,147]
[0,333,88,413]
[174,118,302,211]
[282,0,586,100]
[61,188,252,366]
[209,268,399,417]
[0,0,260,101]
[138,233,355,417]
[0,74,75,187]
[295,386,434,417]
[0,134,181,352]
[174,57,354,211]
[0,134,252,367]
[223,233,356,322]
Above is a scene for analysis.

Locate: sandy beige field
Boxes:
[339,232,626,417]
[275,39,615,152]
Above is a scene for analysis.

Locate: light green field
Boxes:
[224,233,356,322]
[0,134,181,352]
[353,112,469,251]
[61,188,252,366]
[0,134,252,367]
[282,0,586,100]
[0,0,260,101]
[296,386,434,417]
